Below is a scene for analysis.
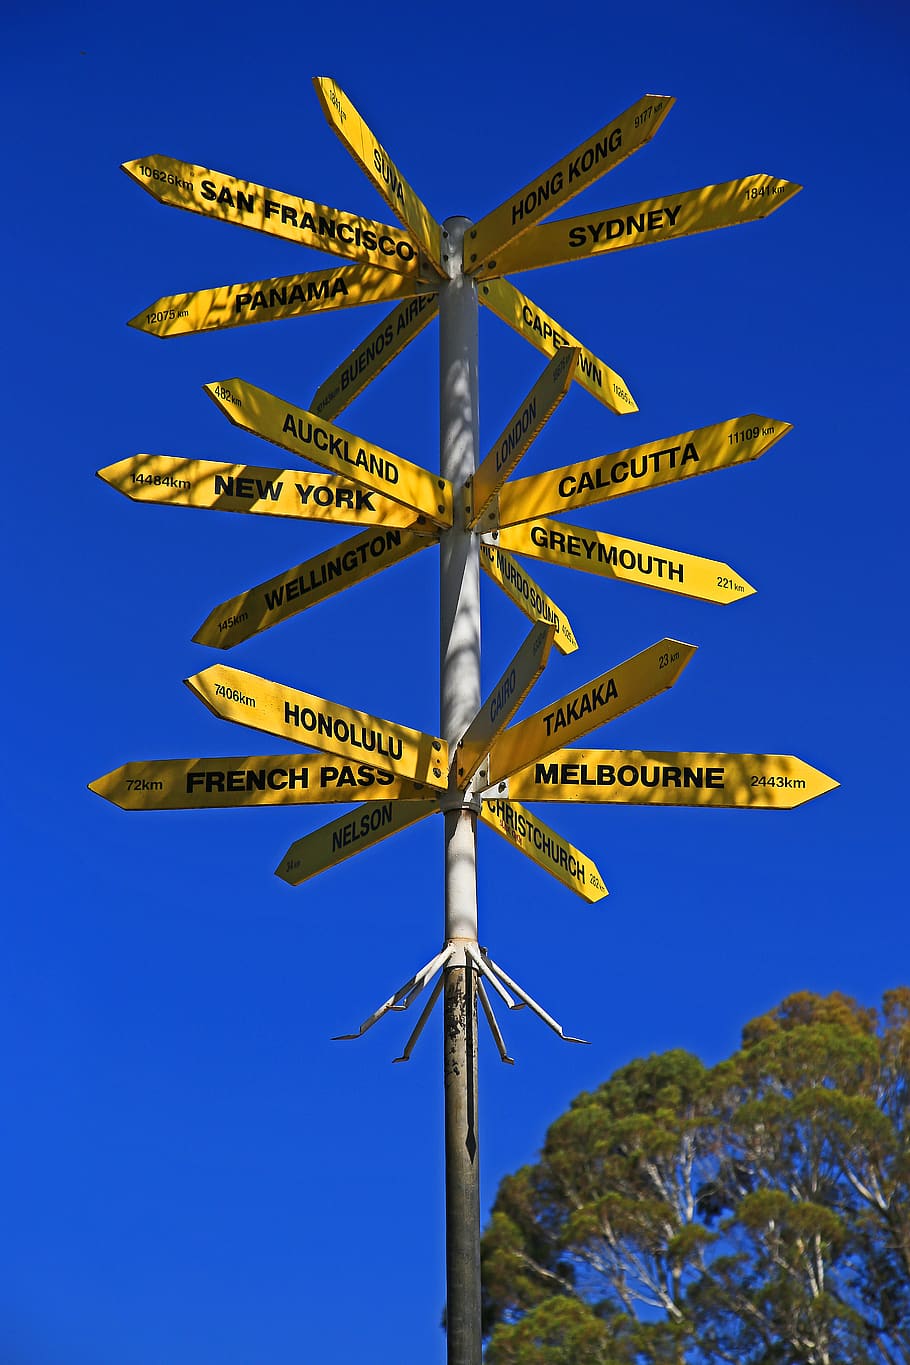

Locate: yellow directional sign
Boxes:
[456,623,556,786]
[475,175,802,278]
[466,349,579,530]
[494,415,791,527]
[121,154,427,276]
[310,294,439,420]
[490,520,755,606]
[313,76,446,275]
[479,278,637,415]
[465,94,675,273]
[479,798,608,903]
[499,750,839,810]
[480,543,578,655]
[129,265,436,338]
[204,378,453,528]
[276,800,436,887]
[185,664,449,790]
[89,755,440,811]
[193,526,432,649]
[97,456,432,532]
[487,638,696,786]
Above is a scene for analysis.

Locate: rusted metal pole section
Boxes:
[439,214,482,1365]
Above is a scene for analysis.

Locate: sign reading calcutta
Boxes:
[185,664,449,790]
[121,154,428,277]
[204,378,453,528]
[493,415,791,527]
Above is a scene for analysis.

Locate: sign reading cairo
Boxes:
[475,175,802,278]
[480,543,579,655]
[121,154,426,276]
[490,520,755,606]
[479,277,637,415]
[498,750,839,810]
[129,265,436,338]
[464,94,675,272]
[487,639,697,786]
[276,801,436,887]
[193,526,432,649]
[479,798,608,904]
[467,349,579,530]
[184,664,449,790]
[204,378,453,527]
[456,624,556,785]
[310,294,439,420]
[97,456,432,531]
[494,415,792,527]
[89,755,440,811]
[313,76,446,274]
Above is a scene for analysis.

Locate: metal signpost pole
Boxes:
[439,215,483,1365]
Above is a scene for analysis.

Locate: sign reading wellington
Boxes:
[122,155,425,276]
[501,750,839,809]
[90,755,438,811]
[194,525,431,648]
[476,175,802,278]
[487,638,696,786]
[185,664,449,790]
[204,378,453,527]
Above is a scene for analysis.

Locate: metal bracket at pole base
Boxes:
[332,940,588,1061]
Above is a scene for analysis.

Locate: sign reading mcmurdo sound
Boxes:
[98,76,834,1365]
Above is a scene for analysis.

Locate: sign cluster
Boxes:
[94,78,836,905]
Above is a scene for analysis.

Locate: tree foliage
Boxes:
[482,989,910,1365]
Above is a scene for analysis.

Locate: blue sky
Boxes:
[3,1,907,1361]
